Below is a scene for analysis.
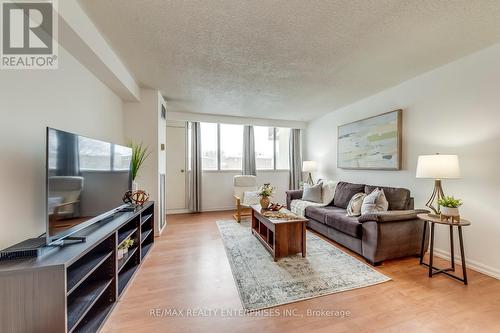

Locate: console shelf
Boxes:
[141,229,153,244]
[67,251,113,295]
[117,246,138,272]
[0,201,156,333]
[141,242,153,260]
[118,227,138,246]
[118,263,138,296]
[72,295,114,333]
[141,213,153,225]
[67,278,113,332]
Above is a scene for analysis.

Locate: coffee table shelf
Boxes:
[250,205,307,261]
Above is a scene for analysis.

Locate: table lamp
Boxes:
[416,154,460,214]
[302,161,317,186]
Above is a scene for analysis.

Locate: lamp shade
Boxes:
[416,154,460,179]
[302,160,317,172]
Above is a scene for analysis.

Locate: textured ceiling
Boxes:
[80,0,500,121]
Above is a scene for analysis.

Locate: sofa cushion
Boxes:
[365,185,410,210]
[324,211,363,238]
[358,209,429,223]
[333,182,366,209]
[305,206,343,223]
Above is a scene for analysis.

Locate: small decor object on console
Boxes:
[122,190,150,207]
[117,238,134,259]
[258,183,273,209]
[122,190,134,205]
[129,141,151,190]
[132,190,150,206]
[438,196,462,222]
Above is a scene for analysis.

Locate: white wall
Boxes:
[0,47,124,249]
[124,89,167,235]
[202,171,290,211]
[305,42,500,279]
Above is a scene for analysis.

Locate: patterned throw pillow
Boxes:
[361,188,389,215]
[346,192,367,217]
[302,182,323,203]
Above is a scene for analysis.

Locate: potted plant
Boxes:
[258,183,274,209]
[129,141,151,191]
[118,238,134,260]
[438,196,463,217]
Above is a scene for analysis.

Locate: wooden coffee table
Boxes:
[250,205,307,261]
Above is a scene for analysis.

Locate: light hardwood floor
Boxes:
[102,211,500,333]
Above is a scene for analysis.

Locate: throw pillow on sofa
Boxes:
[346,192,367,217]
[321,180,338,205]
[361,188,389,215]
[302,182,323,203]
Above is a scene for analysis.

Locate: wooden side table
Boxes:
[417,213,471,285]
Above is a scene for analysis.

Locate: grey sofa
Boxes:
[286,181,429,266]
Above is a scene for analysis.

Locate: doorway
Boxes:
[166,121,187,213]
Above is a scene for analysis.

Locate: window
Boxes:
[79,137,131,171]
[275,127,290,169]
[79,137,112,170]
[254,126,274,170]
[48,129,58,170]
[113,144,132,171]
[200,122,218,170]
[200,122,291,171]
[254,126,291,170]
[220,124,243,170]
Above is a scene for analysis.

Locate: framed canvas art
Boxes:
[337,109,402,170]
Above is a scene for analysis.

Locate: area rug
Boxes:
[216,219,391,311]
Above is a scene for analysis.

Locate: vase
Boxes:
[117,248,125,260]
[260,196,270,209]
[440,206,460,217]
[132,181,139,192]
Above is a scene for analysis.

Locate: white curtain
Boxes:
[242,125,256,175]
[188,122,202,212]
[289,128,302,189]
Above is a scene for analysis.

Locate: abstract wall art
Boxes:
[337,110,402,170]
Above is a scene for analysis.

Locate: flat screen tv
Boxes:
[46,128,132,245]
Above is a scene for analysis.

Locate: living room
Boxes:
[1,1,500,332]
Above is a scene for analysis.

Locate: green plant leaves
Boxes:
[437,196,463,208]
[128,141,151,181]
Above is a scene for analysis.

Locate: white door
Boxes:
[166,124,187,211]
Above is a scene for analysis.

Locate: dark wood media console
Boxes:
[0,201,155,333]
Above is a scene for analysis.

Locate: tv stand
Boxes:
[119,205,136,212]
[53,236,87,247]
[0,201,155,333]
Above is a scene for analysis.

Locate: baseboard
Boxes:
[166,208,190,215]
[158,221,167,235]
[202,206,234,212]
[166,206,234,215]
[433,248,500,280]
